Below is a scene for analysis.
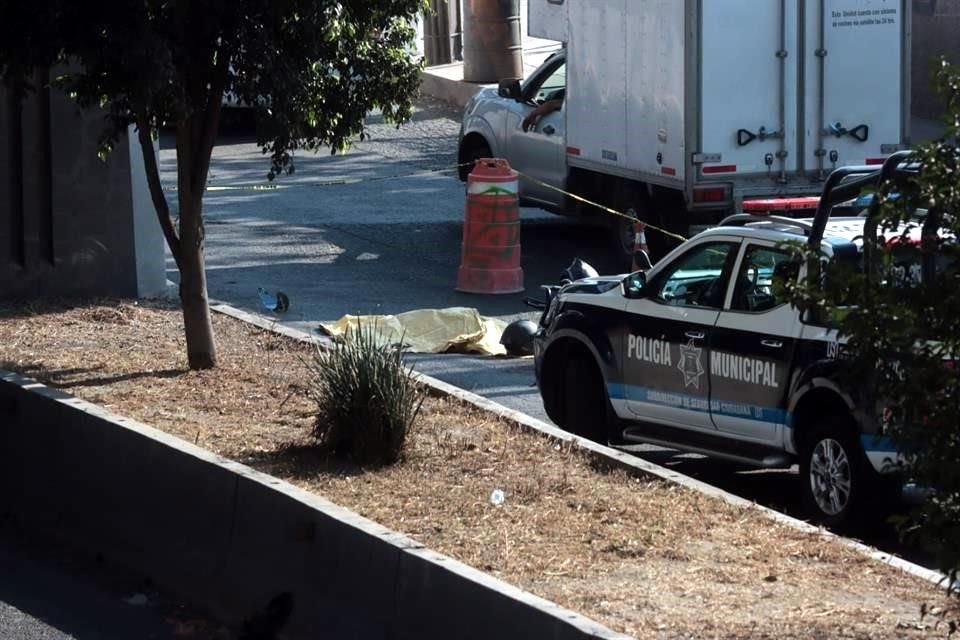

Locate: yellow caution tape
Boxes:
[162,163,468,193]
[164,158,689,243]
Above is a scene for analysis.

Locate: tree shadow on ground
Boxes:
[0,360,188,390]
[238,441,367,482]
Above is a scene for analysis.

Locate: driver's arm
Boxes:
[522,87,565,131]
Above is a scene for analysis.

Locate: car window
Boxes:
[530,62,566,104]
[655,242,736,308]
[731,245,799,313]
[827,239,953,295]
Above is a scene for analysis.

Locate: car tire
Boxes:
[799,419,867,528]
[611,214,639,269]
[458,139,493,182]
[561,349,612,443]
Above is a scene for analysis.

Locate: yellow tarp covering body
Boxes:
[319,307,508,356]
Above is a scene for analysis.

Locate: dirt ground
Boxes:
[1,298,956,639]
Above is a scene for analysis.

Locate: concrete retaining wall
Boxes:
[0,370,628,640]
[420,67,488,110]
[0,72,165,299]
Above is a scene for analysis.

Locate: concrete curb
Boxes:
[210,301,950,591]
[0,369,630,640]
[419,67,487,109]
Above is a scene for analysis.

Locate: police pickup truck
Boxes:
[533,159,921,526]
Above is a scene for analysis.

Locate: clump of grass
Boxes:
[306,321,424,466]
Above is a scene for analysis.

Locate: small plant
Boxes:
[306,321,424,466]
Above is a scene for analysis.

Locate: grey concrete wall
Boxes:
[913,0,960,119]
[128,126,167,297]
[0,370,628,640]
[0,71,165,300]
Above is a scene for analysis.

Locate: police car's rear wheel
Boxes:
[562,351,609,443]
[800,422,863,528]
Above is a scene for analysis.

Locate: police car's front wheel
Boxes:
[560,351,611,443]
[800,422,864,528]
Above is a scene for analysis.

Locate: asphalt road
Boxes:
[0,528,222,640]
[158,98,937,572]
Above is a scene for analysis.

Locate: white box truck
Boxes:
[458,0,911,258]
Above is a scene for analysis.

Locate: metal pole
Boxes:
[423,0,452,66]
[422,3,438,66]
[438,0,452,65]
[452,0,464,62]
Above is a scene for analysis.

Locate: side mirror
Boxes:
[497,78,522,102]
[622,271,648,299]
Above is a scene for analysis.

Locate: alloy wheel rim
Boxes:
[809,438,852,516]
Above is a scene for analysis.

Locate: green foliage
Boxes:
[0,0,425,369]
[0,0,426,175]
[306,322,424,467]
[784,59,960,595]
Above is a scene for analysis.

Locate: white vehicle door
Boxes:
[710,242,803,444]
[803,0,905,177]
[503,58,567,208]
[699,0,800,179]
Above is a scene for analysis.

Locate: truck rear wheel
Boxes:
[612,183,670,267]
[612,215,638,267]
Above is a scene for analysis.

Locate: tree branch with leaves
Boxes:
[1,0,425,369]
[782,59,960,630]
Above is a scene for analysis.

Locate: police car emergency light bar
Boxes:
[741,197,821,216]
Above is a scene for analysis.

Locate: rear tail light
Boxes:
[702,164,738,174]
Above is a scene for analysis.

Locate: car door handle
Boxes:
[542,124,556,135]
[685,331,705,340]
[761,339,783,348]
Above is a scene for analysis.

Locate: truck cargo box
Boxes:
[534,0,910,206]
[527,0,567,41]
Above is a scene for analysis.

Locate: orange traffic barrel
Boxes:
[456,158,524,294]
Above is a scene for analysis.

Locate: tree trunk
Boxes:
[176,119,217,370]
[177,192,217,369]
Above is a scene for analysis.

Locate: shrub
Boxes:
[306,321,424,466]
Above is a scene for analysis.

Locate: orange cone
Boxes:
[456,158,525,294]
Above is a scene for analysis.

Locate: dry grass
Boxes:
[1,298,956,639]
